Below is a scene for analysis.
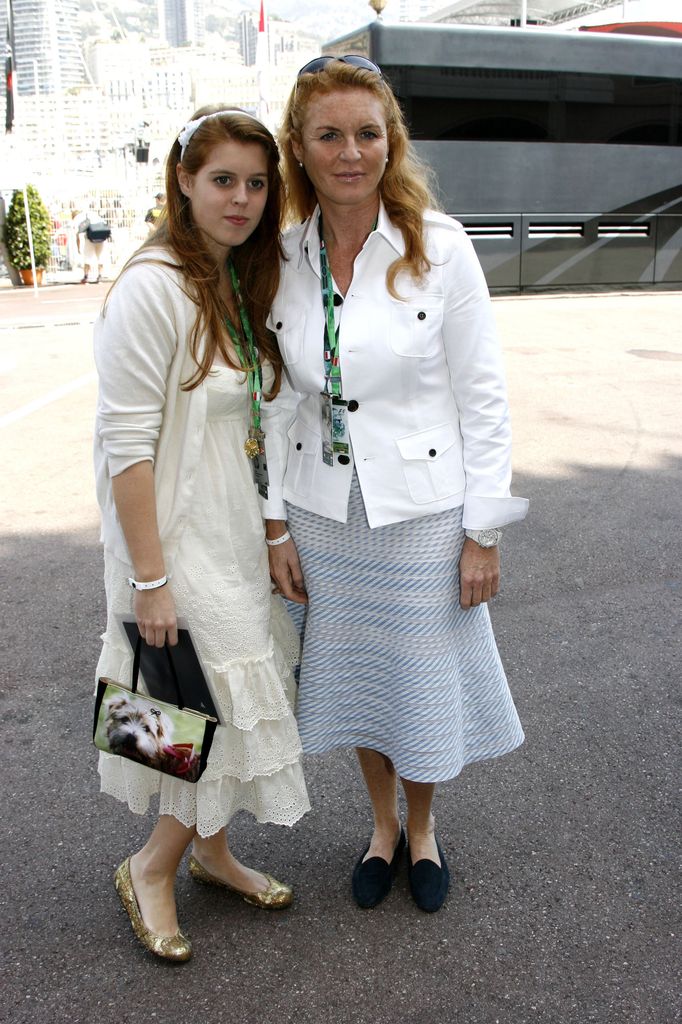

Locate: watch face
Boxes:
[478,529,499,548]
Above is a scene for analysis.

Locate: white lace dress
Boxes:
[96,365,310,836]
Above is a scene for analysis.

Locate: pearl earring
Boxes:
[298,162,303,168]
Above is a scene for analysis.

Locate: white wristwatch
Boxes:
[465,528,503,548]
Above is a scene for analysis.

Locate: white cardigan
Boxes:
[93,253,208,570]
[260,205,528,530]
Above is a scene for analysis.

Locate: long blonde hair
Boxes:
[112,105,285,394]
[279,63,439,297]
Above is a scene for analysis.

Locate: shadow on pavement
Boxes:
[1,455,680,1024]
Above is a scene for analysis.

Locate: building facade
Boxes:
[424,1,630,28]
[0,0,83,96]
[397,0,444,21]
[237,11,321,69]
[158,0,205,48]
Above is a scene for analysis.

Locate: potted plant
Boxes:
[3,185,52,285]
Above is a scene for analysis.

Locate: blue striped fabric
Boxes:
[287,473,524,782]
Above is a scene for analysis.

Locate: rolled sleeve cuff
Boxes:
[107,454,154,478]
[462,494,529,530]
[259,491,287,520]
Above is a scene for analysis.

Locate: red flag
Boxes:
[5,0,15,133]
[256,0,269,122]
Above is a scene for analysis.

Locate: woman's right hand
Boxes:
[134,585,178,647]
[268,539,308,605]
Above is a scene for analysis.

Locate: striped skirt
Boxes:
[286,474,524,783]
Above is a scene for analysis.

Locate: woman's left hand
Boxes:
[458,538,500,609]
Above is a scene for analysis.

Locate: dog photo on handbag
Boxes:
[94,681,209,783]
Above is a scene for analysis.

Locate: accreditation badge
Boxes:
[251,436,269,498]
[320,392,349,465]
[320,392,334,465]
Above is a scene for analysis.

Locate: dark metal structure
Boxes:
[324,22,682,289]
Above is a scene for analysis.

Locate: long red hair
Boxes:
[279,64,439,298]
[112,105,285,394]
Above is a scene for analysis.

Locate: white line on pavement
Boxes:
[40,298,103,305]
[0,371,97,428]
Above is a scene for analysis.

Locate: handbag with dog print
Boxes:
[93,636,218,783]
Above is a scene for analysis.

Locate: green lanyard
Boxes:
[225,258,263,458]
[318,214,377,398]
[318,217,342,398]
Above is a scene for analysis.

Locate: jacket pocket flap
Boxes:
[287,419,320,455]
[396,423,458,461]
[268,308,307,363]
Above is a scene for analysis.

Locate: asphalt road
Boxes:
[1,285,680,1024]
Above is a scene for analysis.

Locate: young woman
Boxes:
[93,106,309,962]
[263,59,528,913]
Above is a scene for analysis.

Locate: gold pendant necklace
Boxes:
[244,428,265,460]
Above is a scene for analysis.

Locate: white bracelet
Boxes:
[265,531,291,547]
[127,574,169,590]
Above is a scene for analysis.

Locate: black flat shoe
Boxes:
[408,838,450,913]
[352,827,406,908]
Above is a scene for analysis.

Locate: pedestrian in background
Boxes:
[144,191,166,234]
[264,57,528,914]
[77,205,111,283]
[93,106,309,962]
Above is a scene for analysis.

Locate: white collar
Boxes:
[296,200,406,273]
[374,201,406,257]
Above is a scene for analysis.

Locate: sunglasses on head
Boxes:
[297,54,383,79]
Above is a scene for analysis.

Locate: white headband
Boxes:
[177,110,267,160]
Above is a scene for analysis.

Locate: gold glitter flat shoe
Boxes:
[114,858,192,962]
[188,854,293,910]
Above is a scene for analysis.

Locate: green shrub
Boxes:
[3,185,52,269]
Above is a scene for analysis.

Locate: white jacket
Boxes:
[93,254,208,569]
[260,204,528,530]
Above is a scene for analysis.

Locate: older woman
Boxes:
[263,57,528,913]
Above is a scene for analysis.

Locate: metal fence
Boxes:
[46,187,161,279]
